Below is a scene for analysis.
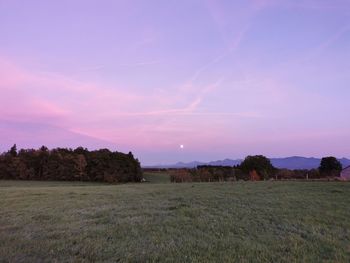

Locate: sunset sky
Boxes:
[1,0,349,165]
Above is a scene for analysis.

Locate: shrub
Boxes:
[170,169,193,183]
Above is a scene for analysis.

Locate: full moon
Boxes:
[180,144,184,149]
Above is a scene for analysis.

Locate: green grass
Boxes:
[143,172,171,184]
[0,180,349,262]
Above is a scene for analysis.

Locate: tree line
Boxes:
[0,144,142,183]
[170,155,343,183]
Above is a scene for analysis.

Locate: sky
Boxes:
[0,0,350,165]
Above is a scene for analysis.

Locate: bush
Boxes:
[170,169,193,183]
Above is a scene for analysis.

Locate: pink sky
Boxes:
[1,0,349,164]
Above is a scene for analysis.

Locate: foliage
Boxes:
[240,155,275,180]
[275,169,321,180]
[0,145,142,183]
[9,144,17,157]
[170,166,237,183]
[170,169,193,183]
[319,157,342,177]
[197,165,234,181]
[234,167,250,181]
[142,171,171,184]
[168,155,344,183]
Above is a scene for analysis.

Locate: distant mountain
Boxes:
[162,159,242,169]
[207,158,242,167]
[170,161,206,169]
[339,158,350,168]
[270,157,321,170]
[146,157,350,170]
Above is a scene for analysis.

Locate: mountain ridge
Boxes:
[145,156,350,170]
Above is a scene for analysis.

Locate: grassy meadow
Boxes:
[0,173,350,262]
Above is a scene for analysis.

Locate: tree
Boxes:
[319,157,342,177]
[74,154,87,179]
[240,155,275,180]
[0,145,143,183]
[9,144,17,157]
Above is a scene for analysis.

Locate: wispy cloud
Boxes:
[310,24,350,57]
[254,0,350,11]
[0,56,260,153]
[79,65,105,72]
[118,60,161,67]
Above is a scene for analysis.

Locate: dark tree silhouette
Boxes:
[240,155,275,180]
[9,144,17,157]
[0,145,142,183]
[319,157,342,177]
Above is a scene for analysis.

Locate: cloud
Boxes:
[118,60,161,67]
[79,65,105,72]
[254,0,350,11]
[310,24,350,57]
[205,0,255,53]
[0,56,142,136]
[0,119,117,152]
[0,56,261,154]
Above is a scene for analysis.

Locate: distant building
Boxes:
[340,166,350,181]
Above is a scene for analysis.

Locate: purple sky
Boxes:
[0,0,349,165]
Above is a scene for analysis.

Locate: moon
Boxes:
[180,144,184,149]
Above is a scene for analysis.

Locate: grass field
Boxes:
[143,171,171,184]
[1,175,349,262]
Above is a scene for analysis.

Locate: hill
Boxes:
[147,157,350,170]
